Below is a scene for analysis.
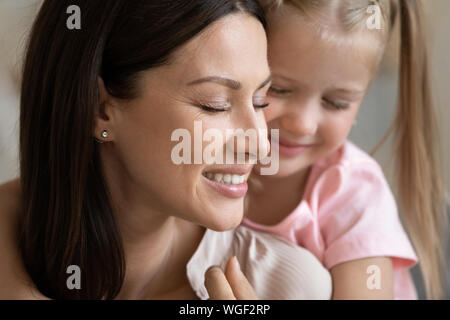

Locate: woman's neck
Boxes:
[102,151,205,299]
[114,213,204,299]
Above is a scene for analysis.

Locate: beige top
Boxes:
[186,225,333,300]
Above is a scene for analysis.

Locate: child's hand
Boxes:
[204,256,258,300]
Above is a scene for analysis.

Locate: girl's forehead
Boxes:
[267,25,375,92]
[266,2,388,49]
[267,11,383,78]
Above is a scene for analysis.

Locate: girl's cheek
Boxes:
[322,118,351,147]
[263,100,284,122]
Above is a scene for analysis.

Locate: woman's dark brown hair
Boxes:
[19,0,266,299]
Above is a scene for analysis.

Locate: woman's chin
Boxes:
[203,205,244,232]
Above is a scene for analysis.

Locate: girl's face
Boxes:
[97,13,271,231]
[262,8,376,178]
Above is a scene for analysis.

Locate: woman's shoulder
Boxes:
[0,178,49,299]
[0,178,22,240]
[0,178,23,238]
[0,178,22,214]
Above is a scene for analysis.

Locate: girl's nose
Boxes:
[280,104,319,137]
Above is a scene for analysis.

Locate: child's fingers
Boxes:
[204,266,236,300]
[225,256,258,300]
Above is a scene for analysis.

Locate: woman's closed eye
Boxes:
[198,100,270,113]
[253,95,270,110]
[199,103,230,113]
[254,102,270,109]
[195,98,231,113]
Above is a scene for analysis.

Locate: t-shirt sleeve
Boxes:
[317,162,418,271]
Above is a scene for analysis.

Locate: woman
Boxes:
[0,0,273,299]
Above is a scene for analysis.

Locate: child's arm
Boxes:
[330,256,394,299]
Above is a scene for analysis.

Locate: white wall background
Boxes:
[344,1,450,298]
[0,0,42,183]
[348,1,450,200]
[349,1,450,299]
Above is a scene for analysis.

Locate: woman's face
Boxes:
[97,13,271,231]
[260,8,374,178]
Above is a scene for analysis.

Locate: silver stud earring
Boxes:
[95,130,109,144]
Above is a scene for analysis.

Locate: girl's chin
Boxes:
[272,157,312,178]
[253,165,301,179]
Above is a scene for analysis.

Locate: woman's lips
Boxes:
[201,166,251,199]
[201,175,248,199]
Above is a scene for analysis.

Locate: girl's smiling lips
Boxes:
[270,133,315,158]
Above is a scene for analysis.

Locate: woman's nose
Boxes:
[229,106,270,163]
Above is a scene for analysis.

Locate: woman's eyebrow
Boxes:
[187,76,242,90]
[187,74,272,90]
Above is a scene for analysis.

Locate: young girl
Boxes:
[244,0,448,299]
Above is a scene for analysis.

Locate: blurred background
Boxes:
[0,0,448,299]
[347,1,450,299]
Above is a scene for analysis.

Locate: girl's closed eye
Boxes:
[268,85,292,96]
[322,97,350,111]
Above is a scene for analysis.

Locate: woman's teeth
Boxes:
[203,172,245,185]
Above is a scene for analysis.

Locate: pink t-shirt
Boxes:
[242,140,419,299]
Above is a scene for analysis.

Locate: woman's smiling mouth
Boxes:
[201,166,252,198]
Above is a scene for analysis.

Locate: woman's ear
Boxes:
[94,77,116,142]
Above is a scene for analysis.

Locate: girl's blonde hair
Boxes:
[261,0,448,299]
